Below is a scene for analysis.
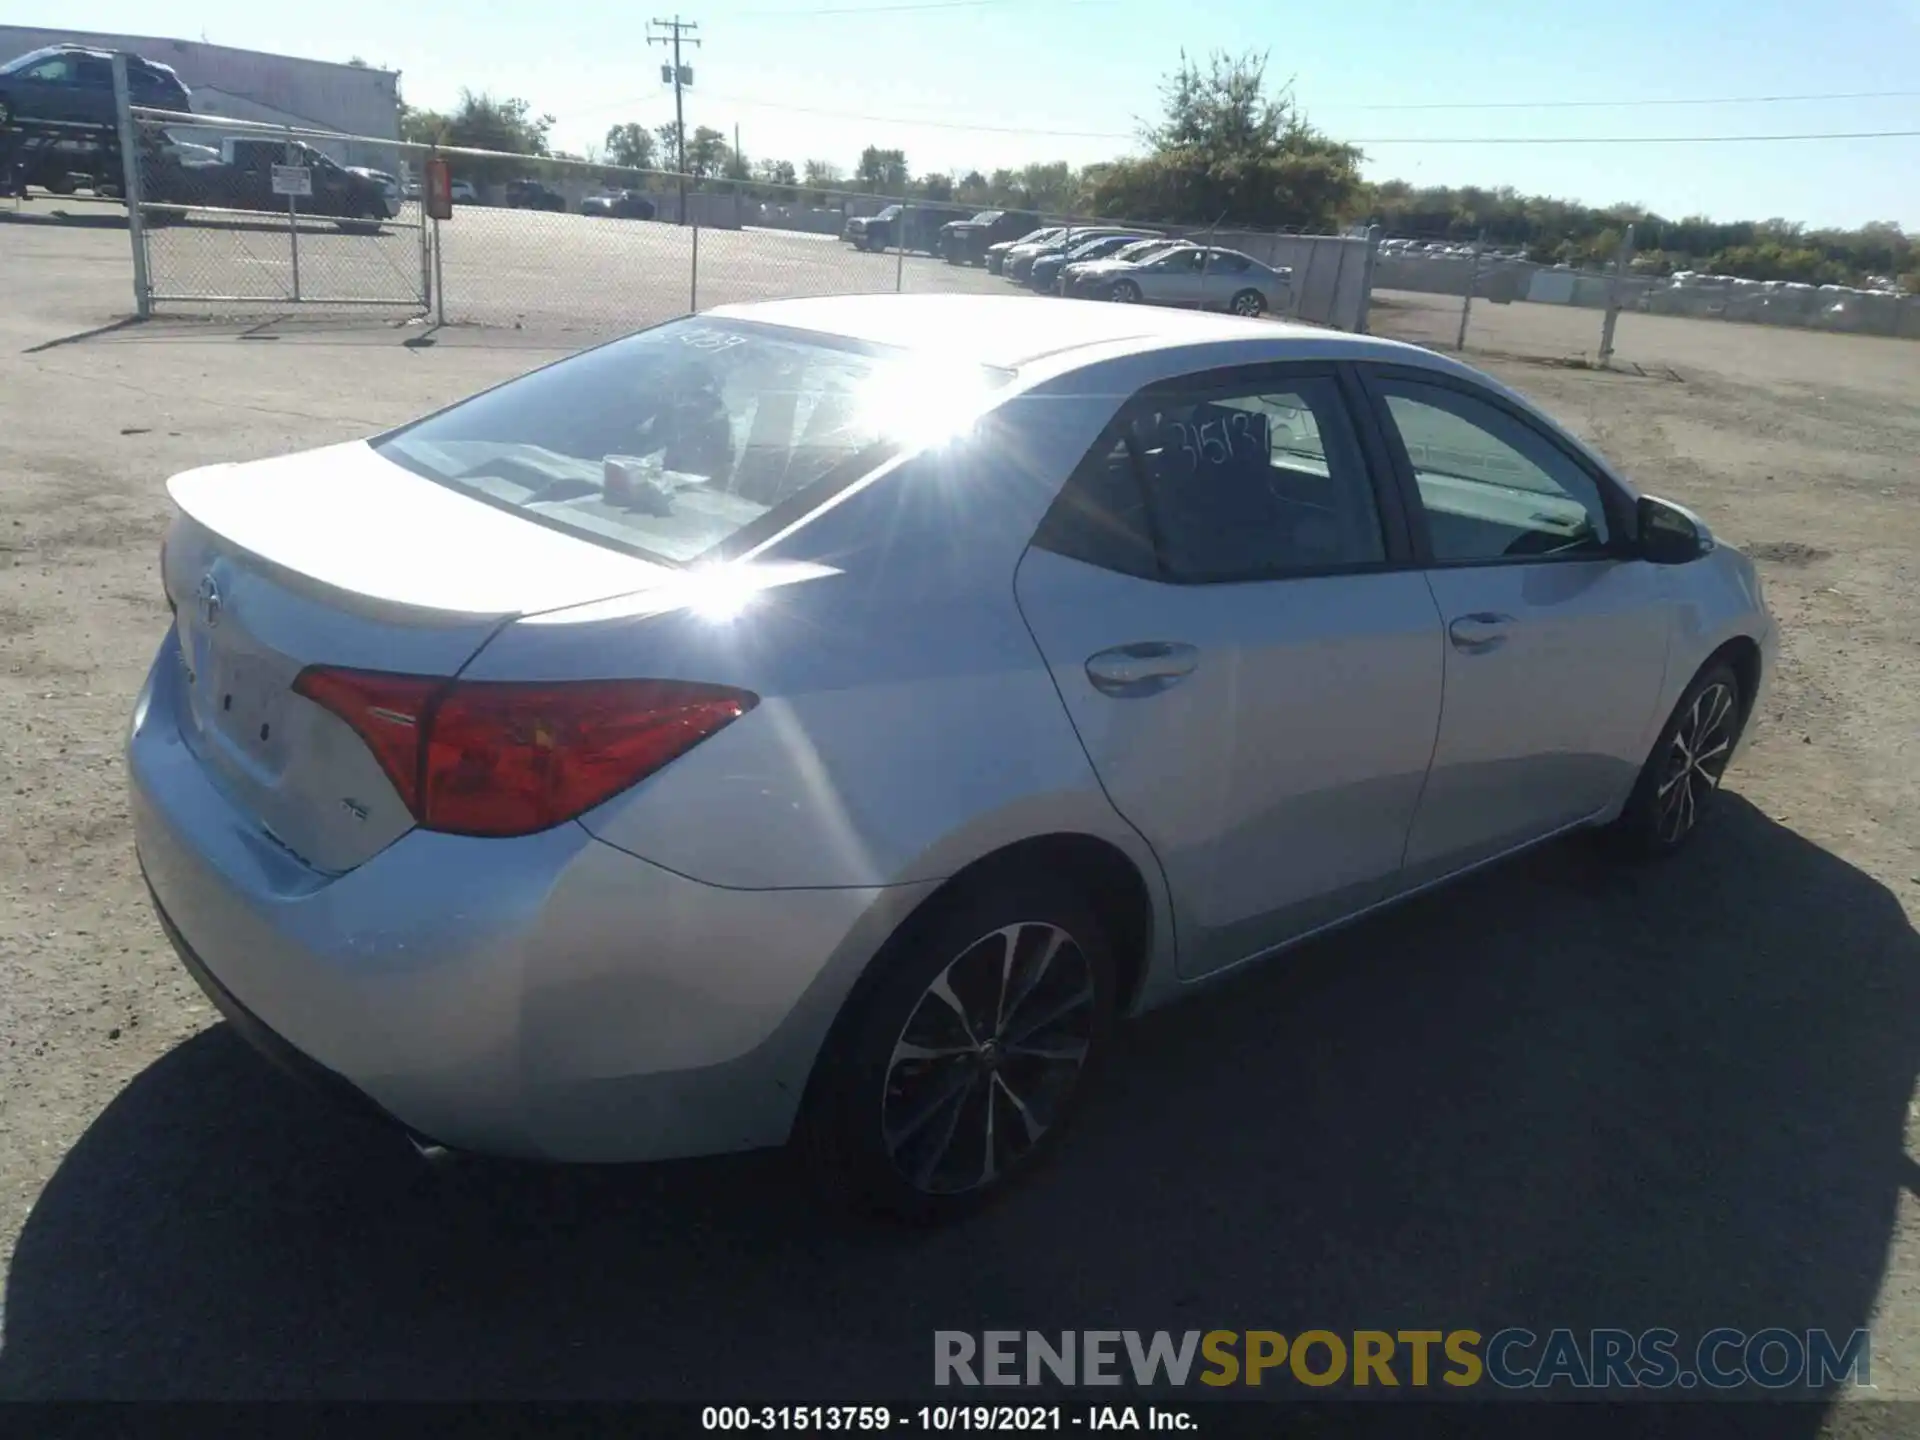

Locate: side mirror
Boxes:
[1635,495,1713,565]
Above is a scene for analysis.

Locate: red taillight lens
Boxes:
[292,668,756,838]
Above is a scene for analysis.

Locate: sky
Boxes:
[49,0,1920,228]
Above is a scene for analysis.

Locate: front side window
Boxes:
[1374,378,1612,563]
[374,319,1012,565]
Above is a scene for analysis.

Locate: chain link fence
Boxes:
[127,104,429,310]
[1367,230,1920,367]
[106,99,1381,338]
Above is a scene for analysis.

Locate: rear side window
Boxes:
[374,318,1012,565]
[1037,374,1388,584]
[1129,378,1385,581]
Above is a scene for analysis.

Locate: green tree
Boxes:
[442,89,554,155]
[656,120,685,173]
[686,125,731,179]
[854,145,909,196]
[1088,50,1362,229]
[918,171,954,201]
[603,122,657,171]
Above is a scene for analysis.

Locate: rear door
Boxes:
[1198,250,1254,309]
[1016,362,1443,978]
[1358,366,1674,878]
[1144,248,1208,307]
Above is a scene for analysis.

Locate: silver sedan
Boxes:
[129,295,1775,1223]
[1099,245,1291,316]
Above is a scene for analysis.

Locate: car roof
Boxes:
[705,293,1444,371]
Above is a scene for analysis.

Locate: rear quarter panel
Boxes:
[465,386,1165,896]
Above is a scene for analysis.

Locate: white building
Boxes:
[0,26,401,166]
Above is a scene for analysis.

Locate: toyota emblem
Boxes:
[198,574,223,629]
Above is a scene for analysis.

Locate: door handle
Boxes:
[1448,612,1515,654]
[1085,641,1199,697]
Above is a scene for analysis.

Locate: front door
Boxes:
[1363,371,1674,880]
[1016,364,1444,977]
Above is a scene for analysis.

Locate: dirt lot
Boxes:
[2,219,1918,1421]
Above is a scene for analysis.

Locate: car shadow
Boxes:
[3,796,1915,1421]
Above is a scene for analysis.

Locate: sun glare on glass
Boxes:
[855,360,998,450]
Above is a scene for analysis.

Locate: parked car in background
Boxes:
[1059,238,1194,297]
[986,226,1065,276]
[844,202,969,253]
[1093,246,1291,316]
[1006,227,1147,285]
[1027,232,1157,292]
[581,188,656,219]
[505,177,566,212]
[449,178,479,204]
[127,293,1775,1222]
[147,137,391,231]
[0,43,191,196]
[348,166,403,214]
[939,208,1041,267]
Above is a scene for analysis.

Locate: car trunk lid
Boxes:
[161,442,677,872]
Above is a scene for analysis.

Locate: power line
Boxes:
[1331,88,1920,112]
[641,90,1920,146]
[1355,129,1920,145]
[727,0,1106,15]
[694,89,1133,136]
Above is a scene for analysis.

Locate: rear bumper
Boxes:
[128,634,935,1162]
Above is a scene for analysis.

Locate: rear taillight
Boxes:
[292,668,756,838]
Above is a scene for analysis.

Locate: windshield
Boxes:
[969,210,1001,223]
[0,47,61,76]
[876,204,902,219]
[373,318,1013,565]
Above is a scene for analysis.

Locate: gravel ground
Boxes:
[2,214,1918,1424]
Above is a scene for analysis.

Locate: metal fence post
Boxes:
[109,54,151,318]
[284,127,302,303]
[895,202,907,293]
[1599,223,1637,368]
[690,218,700,313]
[1456,230,1486,351]
[1355,225,1382,335]
[432,215,446,327]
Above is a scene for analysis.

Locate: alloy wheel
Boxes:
[1656,681,1737,844]
[1232,291,1266,317]
[1110,281,1140,303]
[880,922,1095,1196]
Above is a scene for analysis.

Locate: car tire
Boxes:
[1108,279,1143,304]
[796,876,1117,1224]
[1605,660,1745,861]
[1229,288,1267,318]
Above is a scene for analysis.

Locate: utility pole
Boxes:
[648,15,700,224]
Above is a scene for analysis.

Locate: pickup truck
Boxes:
[505,177,566,211]
[147,137,392,231]
[843,202,968,253]
[937,208,1042,267]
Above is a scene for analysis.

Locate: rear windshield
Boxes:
[374,318,1012,565]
